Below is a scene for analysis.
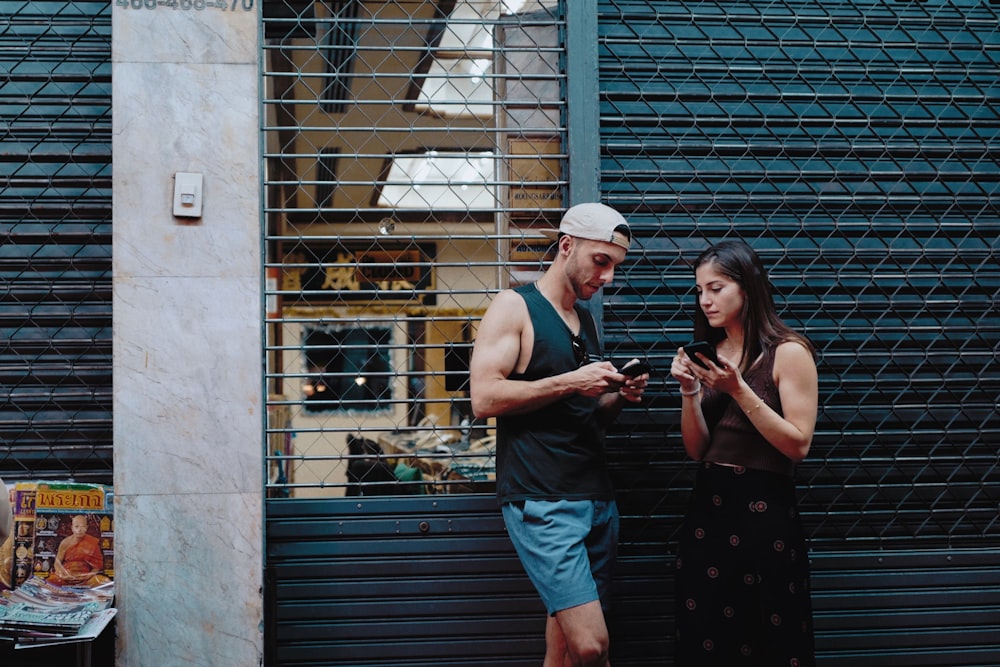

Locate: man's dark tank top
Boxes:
[495,283,614,503]
[700,346,796,477]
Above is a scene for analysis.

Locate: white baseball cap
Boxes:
[541,202,631,250]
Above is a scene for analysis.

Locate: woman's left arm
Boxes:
[730,341,818,462]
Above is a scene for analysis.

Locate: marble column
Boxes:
[112,4,263,666]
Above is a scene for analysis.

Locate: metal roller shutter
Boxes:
[0,1,113,482]
[597,0,1000,662]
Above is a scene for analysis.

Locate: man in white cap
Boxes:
[470,202,648,666]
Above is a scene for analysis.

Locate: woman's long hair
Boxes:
[692,240,815,373]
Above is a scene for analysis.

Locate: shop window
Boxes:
[410,0,538,118]
[377,150,496,209]
[302,325,392,413]
[380,0,553,211]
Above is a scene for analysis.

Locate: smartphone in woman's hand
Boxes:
[684,341,720,369]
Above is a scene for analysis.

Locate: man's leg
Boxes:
[543,614,568,667]
[501,501,613,666]
[543,600,610,667]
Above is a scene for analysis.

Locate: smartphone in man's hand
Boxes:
[620,359,652,378]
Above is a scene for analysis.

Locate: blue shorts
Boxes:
[502,498,619,615]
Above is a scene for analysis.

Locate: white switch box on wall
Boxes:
[173,172,204,218]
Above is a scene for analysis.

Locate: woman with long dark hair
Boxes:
[670,240,818,666]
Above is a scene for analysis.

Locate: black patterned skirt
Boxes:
[674,462,816,667]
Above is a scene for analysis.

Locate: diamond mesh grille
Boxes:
[597,0,1000,549]
[0,1,113,483]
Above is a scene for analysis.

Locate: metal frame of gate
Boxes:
[263,1,1000,664]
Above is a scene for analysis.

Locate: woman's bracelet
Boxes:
[679,383,701,396]
[744,401,762,415]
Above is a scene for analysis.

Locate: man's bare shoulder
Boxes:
[490,287,525,306]
[483,288,527,319]
[477,288,530,341]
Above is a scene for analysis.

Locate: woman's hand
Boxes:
[672,347,712,460]
[673,345,744,395]
[688,349,743,395]
[670,347,701,394]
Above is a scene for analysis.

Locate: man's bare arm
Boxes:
[469,290,623,419]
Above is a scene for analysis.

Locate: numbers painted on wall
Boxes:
[115,0,254,10]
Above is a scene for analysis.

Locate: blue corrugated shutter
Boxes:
[0,2,113,481]
[597,0,1000,662]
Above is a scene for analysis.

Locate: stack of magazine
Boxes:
[0,576,115,648]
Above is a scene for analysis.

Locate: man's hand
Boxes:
[573,361,628,397]
[615,359,648,403]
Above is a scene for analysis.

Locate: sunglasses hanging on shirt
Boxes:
[571,333,591,368]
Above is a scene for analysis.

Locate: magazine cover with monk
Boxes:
[5,482,39,591]
[0,480,13,592]
[30,482,113,589]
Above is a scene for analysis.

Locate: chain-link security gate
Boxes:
[0,1,113,483]
[263,1,1000,664]
[263,0,569,499]
[263,0,999,540]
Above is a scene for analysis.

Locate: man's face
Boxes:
[564,236,627,300]
[71,517,88,536]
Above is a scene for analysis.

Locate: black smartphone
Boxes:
[684,341,720,369]
[620,359,652,378]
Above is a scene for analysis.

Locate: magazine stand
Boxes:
[10,608,115,665]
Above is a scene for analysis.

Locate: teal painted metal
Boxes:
[810,549,1000,665]
[267,497,1000,665]
[265,495,670,666]
[566,0,608,331]
[565,0,601,207]
[596,0,1000,663]
[0,1,113,483]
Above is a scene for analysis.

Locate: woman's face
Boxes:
[695,261,746,330]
